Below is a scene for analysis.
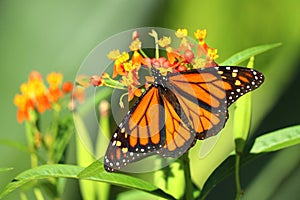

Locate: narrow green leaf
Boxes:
[117,190,155,200]
[73,113,98,200]
[233,57,254,153]
[0,139,30,153]
[251,125,300,153]
[95,100,111,200]
[78,159,105,177]
[199,156,236,199]
[0,168,13,173]
[0,165,79,199]
[0,164,175,200]
[220,43,281,66]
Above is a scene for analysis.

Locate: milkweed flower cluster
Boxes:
[91,28,219,103]
[14,71,82,123]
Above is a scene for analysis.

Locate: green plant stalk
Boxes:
[95,100,111,200]
[74,112,97,200]
[33,187,44,200]
[181,152,194,200]
[154,159,183,199]
[49,106,60,164]
[25,111,45,200]
[235,153,242,200]
[25,121,37,168]
[20,192,28,200]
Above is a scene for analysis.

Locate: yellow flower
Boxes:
[47,72,63,89]
[157,67,172,76]
[193,58,206,69]
[107,49,121,60]
[207,48,219,60]
[116,52,130,63]
[121,73,134,86]
[158,36,171,47]
[194,29,207,41]
[175,28,188,38]
[129,38,142,51]
[123,61,138,71]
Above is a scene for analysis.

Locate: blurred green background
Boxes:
[1,0,300,199]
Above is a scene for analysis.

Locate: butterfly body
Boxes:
[104,66,264,172]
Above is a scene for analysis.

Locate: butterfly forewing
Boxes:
[215,66,264,106]
[167,66,264,139]
[104,86,165,172]
[168,68,228,139]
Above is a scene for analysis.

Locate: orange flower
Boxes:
[107,51,130,78]
[62,82,73,93]
[128,85,142,102]
[14,94,34,122]
[131,51,145,66]
[14,71,75,122]
[47,72,63,102]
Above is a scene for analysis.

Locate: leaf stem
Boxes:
[181,152,194,200]
[235,153,243,200]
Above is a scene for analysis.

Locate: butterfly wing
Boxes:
[104,66,264,172]
[168,66,264,139]
[216,66,264,106]
[104,84,196,172]
[104,85,165,172]
[157,86,196,158]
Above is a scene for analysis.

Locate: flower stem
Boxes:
[139,49,148,58]
[181,152,194,200]
[235,153,243,200]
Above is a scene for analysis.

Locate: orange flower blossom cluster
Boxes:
[14,71,82,123]
[90,28,219,103]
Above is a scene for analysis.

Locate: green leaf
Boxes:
[0,164,79,199]
[199,155,236,199]
[78,161,175,199]
[0,164,175,200]
[0,139,30,154]
[117,190,156,200]
[251,125,300,153]
[233,57,254,153]
[220,43,281,66]
[95,100,111,200]
[74,111,97,200]
[52,116,74,163]
[0,168,13,173]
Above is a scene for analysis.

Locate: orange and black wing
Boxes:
[104,85,196,172]
[104,85,164,172]
[168,66,264,139]
[156,86,196,158]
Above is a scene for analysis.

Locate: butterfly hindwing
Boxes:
[157,86,196,157]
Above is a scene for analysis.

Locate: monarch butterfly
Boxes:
[104,66,264,172]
